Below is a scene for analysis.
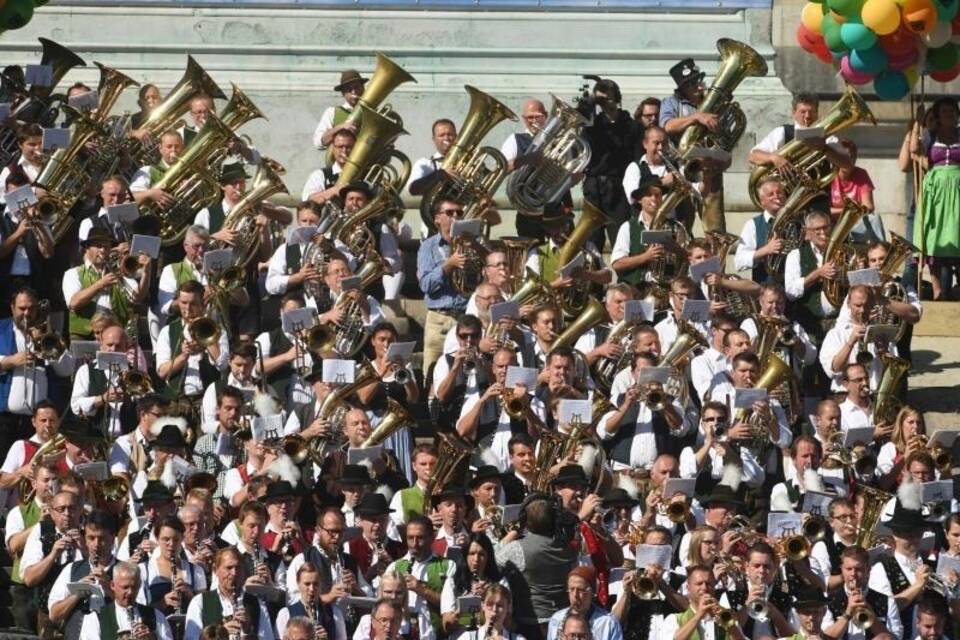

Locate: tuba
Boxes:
[499,237,541,294]
[855,485,894,548]
[509,267,555,309]
[18,434,67,505]
[361,398,415,448]
[424,431,474,499]
[592,316,642,395]
[335,52,416,153]
[554,201,611,317]
[748,85,876,209]
[878,232,919,341]
[126,56,225,167]
[659,318,708,407]
[206,83,266,172]
[140,112,245,245]
[733,354,792,453]
[450,231,489,297]
[421,85,518,230]
[823,197,870,308]
[764,170,821,277]
[872,353,910,426]
[677,39,767,158]
[549,298,608,354]
[214,157,288,268]
[705,230,757,320]
[506,94,592,213]
[0,39,87,165]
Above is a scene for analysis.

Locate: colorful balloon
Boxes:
[841,55,878,82]
[842,22,880,49]
[850,44,890,72]
[935,0,959,21]
[802,2,826,33]
[874,69,911,98]
[924,19,953,45]
[828,0,865,16]
[902,0,938,33]
[823,13,849,50]
[880,23,921,54]
[0,0,33,29]
[888,45,921,68]
[927,41,959,68]
[930,64,960,79]
[862,0,904,34]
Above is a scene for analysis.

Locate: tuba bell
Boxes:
[421,85,518,231]
[705,230,757,320]
[549,298,608,354]
[872,355,910,427]
[361,398,415,448]
[554,201,611,317]
[506,94,592,213]
[18,434,67,505]
[823,197,870,308]
[424,431,474,499]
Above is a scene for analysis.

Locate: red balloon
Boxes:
[797,23,820,52]
[931,66,960,81]
[953,12,960,34]
[814,41,835,64]
[880,23,921,56]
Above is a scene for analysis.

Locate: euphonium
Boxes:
[878,232,920,341]
[316,359,380,433]
[506,94,592,212]
[748,85,876,209]
[651,143,703,228]
[872,354,910,426]
[126,55,225,167]
[659,318,708,407]
[424,431,474,499]
[823,197,870,308]
[854,485,893,548]
[18,434,67,505]
[451,231,489,296]
[509,268,555,309]
[214,157,289,268]
[734,354,792,452]
[678,38,767,158]
[705,231,757,320]
[333,184,406,258]
[361,398,414,447]
[764,170,821,276]
[422,85,518,227]
[336,101,408,191]
[208,83,266,170]
[140,112,245,245]
[554,200,611,316]
[592,316,641,394]
[499,236,541,293]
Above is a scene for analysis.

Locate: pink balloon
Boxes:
[840,55,877,83]
[888,46,920,70]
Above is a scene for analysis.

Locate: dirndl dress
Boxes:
[914,142,960,258]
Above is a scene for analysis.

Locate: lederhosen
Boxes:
[63,559,114,640]
[826,586,888,640]
[96,602,157,640]
[880,555,926,638]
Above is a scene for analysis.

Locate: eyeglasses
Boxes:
[485,261,507,268]
[832,513,856,521]
[846,377,868,384]
[806,225,830,234]
[52,504,80,513]
[321,527,344,536]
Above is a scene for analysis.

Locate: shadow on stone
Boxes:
[908,386,960,414]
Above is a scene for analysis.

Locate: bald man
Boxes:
[501,98,576,241]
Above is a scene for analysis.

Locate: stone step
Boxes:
[913,301,960,337]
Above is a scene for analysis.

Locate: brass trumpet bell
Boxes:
[120,369,154,398]
[781,534,810,561]
[34,332,67,360]
[852,607,875,630]
[188,316,221,348]
[100,476,130,503]
[633,570,660,600]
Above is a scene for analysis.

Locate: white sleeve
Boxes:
[783,249,805,300]
[223,468,243,499]
[302,169,328,201]
[284,410,302,436]
[129,166,152,193]
[157,265,179,317]
[19,526,43,573]
[734,217,759,272]
[62,268,83,309]
[389,491,407,527]
[622,162,641,202]
[183,593,205,640]
[818,327,845,379]
[78,611,101,640]
[752,126,785,154]
[379,228,402,273]
[797,324,817,365]
[201,384,217,432]
[867,561,893,596]
[877,442,897,475]
[275,608,291,640]
[610,222,632,264]
[678,447,699,479]
[1,441,25,474]
[193,209,210,230]
[285,553,305,601]
[4,508,25,547]
[47,562,76,611]
[500,134,519,163]
[313,106,337,150]
[265,243,291,295]
[440,574,457,614]
[109,437,133,475]
[77,218,93,243]
[154,326,172,376]
[690,355,714,405]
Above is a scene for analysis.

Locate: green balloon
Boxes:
[823,14,847,51]
[928,43,959,71]
[827,0,863,16]
[0,0,33,29]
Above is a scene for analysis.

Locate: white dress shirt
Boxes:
[784,244,836,316]
[839,398,873,432]
[734,211,774,273]
[62,261,140,320]
[622,155,668,201]
[157,260,208,318]
[690,347,727,405]
[654,313,710,356]
[80,603,173,640]
[0,157,41,205]
[183,588,275,640]
[819,320,895,392]
[301,163,342,201]
[256,329,313,408]
[154,322,229,396]
[2,325,75,415]
[598,398,693,471]
[70,361,126,436]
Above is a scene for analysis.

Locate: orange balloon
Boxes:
[902,0,937,33]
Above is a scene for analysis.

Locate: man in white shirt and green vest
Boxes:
[661,564,747,640]
[78,560,174,640]
[313,69,366,153]
[389,443,438,529]
[386,513,455,635]
[129,130,181,211]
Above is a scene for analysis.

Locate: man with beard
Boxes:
[0,287,75,444]
[660,58,730,233]
[287,508,370,610]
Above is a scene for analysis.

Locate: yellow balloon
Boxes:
[802,2,825,33]
[862,0,902,35]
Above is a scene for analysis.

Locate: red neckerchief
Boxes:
[578,522,610,607]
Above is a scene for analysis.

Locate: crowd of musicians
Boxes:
[0,34,957,640]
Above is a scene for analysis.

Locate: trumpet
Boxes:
[657,497,689,523]
[632,380,672,412]
[632,568,660,599]
[711,605,738,629]
[501,386,528,419]
[847,582,875,630]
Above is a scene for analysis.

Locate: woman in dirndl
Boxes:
[913,96,960,300]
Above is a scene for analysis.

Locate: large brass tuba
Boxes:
[126,56,225,167]
[214,157,288,268]
[748,85,876,209]
[424,431,474,499]
[206,83,267,171]
[854,485,894,548]
[764,170,821,277]
[734,353,792,453]
[499,237,542,294]
[677,39,768,158]
[549,298,608,353]
[823,197,869,308]
[361,398,415,448]
[705,231,757,320]
[451,231,489,296]
[421,86,518,230]
[331,101,409,195]
[35,61,140,241]
[140,112,245,245]
[506,94,592,213]
[555,201,611,317]
[592,316,642,395]
[509,267,555,309]
[659,318,708,407]
[873,354,910,426]
[878,232,919,341]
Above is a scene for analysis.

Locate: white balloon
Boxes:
[924,21,952,48]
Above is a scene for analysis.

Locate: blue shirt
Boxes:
[416,233,467,311]
[546,606,623,640]
[659,94,698,131]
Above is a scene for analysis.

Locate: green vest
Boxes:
[200,591,223,627]
[148,163,167,186]
[393,556,451,629]
[622,215,653,286]
[676,607,726,640]
[69,265,129,338]
[10,500,41,583]
[163,318,218,398]
[332,106,351,126]
[539,244,562,283]
[172,261,199,289]
[97,603,156,640]
[398,486,425,522]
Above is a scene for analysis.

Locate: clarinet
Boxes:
[128,604,141,640]
[231,588,247,640]
[170,547,187,615]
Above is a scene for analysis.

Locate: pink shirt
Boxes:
[830,166,874,209]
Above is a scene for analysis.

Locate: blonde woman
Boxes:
[878,406,926,489]
[452,584,523,640]
[353,569,434,640]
